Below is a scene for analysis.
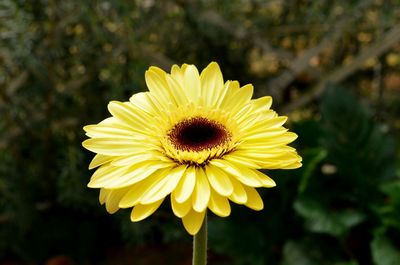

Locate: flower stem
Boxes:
[192,214,207,265]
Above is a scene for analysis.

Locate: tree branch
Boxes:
[281,24,400,113]
[197,10,293,60]
[139,46,176,70]
[267,0,375,101]
[267,18,348,100]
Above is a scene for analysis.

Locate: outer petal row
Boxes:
[96,163,269,235]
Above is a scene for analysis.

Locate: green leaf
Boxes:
[334,261,358,265]
[376,180,400,230]
[380,181,400,201]
[371,231,400,265]
[294,199,365,237]
[320,86,396,205]
[282,241,317,265]
[298,148,327,193]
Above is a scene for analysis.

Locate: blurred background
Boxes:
[1,0,400,264]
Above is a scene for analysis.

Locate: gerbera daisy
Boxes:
[82,62,301,235]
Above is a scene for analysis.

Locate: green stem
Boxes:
[193,214,207,265]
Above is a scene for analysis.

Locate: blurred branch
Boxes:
[373,60,384,121]
[62,75,91,92]
[176,0,292,59]
[373,18,385,121]
[198,10,292,60]
[139,46,176,70]
[7,71,28,96]
[267,0,374,101]
[282,24,400,113]
[0,213,13,223]
[0,49,28,104]
[267,18,348,100]
[117,9,176,70]
[268,22,397,35]
[0,48,13,66]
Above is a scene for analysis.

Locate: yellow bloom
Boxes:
[82,62,302,235]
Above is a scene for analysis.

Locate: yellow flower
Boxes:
[82,62,302,235]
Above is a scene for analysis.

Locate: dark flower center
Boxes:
[169,117,230,151]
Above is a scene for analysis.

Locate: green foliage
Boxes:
[370,180,400,265]
[283,86,398,265]
[371,229,400,265]
[378,180,400,229]
[297,148,327,193]
[282,241,318,265]
[294,199,366,237]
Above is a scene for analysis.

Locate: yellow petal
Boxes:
[129,92,157,115]
[241,116,288,136]
[280,161,303,169]
[228,177,247,204]
[205,164,233,196]
[111,151,165,166]
[200,62,224,106]
[118,184,146,208]
[97,116,122,126]
[252,170,276,187]
[183,65,201,102]
[223,153,261,168]
[208,189,231,217]
[131,198,164,222]
[99,188,107,204]
[89,154,113,169]
[170,64,185,86]
[171,193,192,218]
[237,109,277,127]
[182,209,206,235]
[82,138,153,156]
[129,92,168,121]
[192,167,211,212]
[89,161,174,189]
[119,167,173,208]
[209,159,262,187]
[105,187,130,214]
[173,166,196,203]
[244,186,264,210]
[223,84,254,115]
[145,69,175,107]
[217,81,239,109]
[83,124,137,139]
[108,101,153,130]
[251,96,272,110]
[229,149,302,170]
[165,74,188,105]
[88,164,130,188]
[233,102,254,122]
[140,165,187,204]
[242,128,292,141]
[232,148,294,159]
[102,166,160,188]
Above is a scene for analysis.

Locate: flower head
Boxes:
[82,62,302,235]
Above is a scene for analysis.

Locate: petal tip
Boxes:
[87,181,101,188]
[105,206,119,214]
[267,181,277,188]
